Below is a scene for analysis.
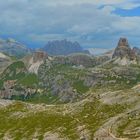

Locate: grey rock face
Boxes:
[112,38,136,60]
[33,51,48,63]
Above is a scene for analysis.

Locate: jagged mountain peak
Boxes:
[112,37,136,60]
[111,38,138,65]
[117,37,129,48]
[42,39,89,56]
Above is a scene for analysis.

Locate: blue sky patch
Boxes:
[115,7,140,17]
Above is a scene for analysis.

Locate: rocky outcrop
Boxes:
[112,38,137,65]
[33,51,48,63]
[112,38,136,60]
[28,51,48,74]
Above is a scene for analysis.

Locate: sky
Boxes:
[0,0,140,49]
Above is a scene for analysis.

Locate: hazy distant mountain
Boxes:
[42,39,89,56]
[0,38,31,58]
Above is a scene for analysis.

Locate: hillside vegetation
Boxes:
[0,38,140,139]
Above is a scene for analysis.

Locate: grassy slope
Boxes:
[18,73,38,87]
[0,97,128,140]
[0,62,140,139]
[1,61,26,81]
[1,61,38,88]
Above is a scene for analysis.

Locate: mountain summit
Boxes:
[112,38,137,65]
[112,38,135,60]
[42,39,89,56]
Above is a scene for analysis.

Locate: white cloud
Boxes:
[42,0,124,6]
[31,0,140,10]
[0,0,140,48]
[112,17,140,32]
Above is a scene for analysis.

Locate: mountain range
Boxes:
[0,38,31,58]
[0,37,140,139]
[0,38,90,58]
[42,39,89,56]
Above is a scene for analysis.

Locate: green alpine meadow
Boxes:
[0,0,140,139]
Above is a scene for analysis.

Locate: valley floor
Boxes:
[0,86,140,140]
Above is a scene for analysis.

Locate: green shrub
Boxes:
[19,73,38,87]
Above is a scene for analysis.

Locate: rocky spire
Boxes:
[112,38,136,60]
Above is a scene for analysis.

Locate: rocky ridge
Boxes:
[0,38,31,58]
